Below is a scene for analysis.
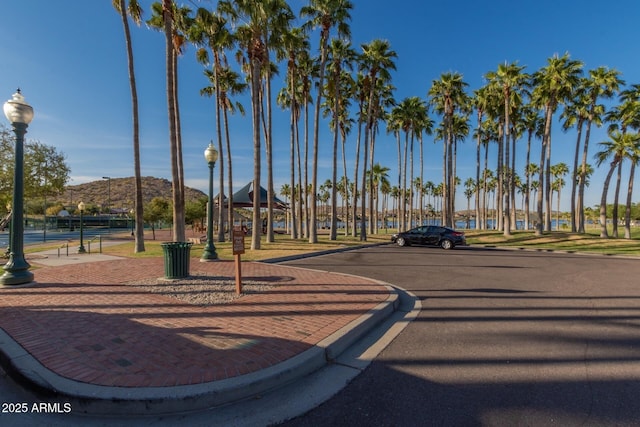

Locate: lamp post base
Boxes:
[0,255,33,286]
[0,268,34,286]
[200,245,218,262]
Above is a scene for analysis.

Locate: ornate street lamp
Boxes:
[201,142,218,261]
[102,176,111,233]
[129,208,134,236]
[78,202,86,253]
[4,202,11,259]
[1,90,34,285]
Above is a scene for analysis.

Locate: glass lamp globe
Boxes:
[3,90,34,125]
[204,142,218,164]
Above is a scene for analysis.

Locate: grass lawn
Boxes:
[74,229,395,262]
[464,227,640,257]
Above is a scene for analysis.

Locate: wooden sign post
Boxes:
[232,226,245,295]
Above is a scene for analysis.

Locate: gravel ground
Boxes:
[130,273,273,306]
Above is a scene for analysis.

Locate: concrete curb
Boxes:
[0,285,399,416]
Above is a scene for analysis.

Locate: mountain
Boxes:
[54,177,206,211]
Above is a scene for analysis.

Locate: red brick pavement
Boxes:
[0,257,389,388]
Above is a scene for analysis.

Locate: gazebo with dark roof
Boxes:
[224,181,287,209]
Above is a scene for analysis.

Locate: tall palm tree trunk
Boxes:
[213,64,225,243]
[265,72,275,243]
[223,107,234,240]
[624,162,636,239]
[369,129,376,235]
[524,132,532,231]
[250,59,262,250]
[612,160,623,238]
[288,93,298,239]
[352,115,362,237]
[329,96,339,240]
[569,119,583,232]
[117,0,145,253]
[173,53,186,237]
[341,130,350,236]
[475,124,481,230]
[536,138,546,236]
[309,33,330,244]
[599,162,617,238]
[162,0,184,242]
[503,99,512,235]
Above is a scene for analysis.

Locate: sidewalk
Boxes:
[0,246,398,415]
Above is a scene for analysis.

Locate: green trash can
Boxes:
[161,242,193,279]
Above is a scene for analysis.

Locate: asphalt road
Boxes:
[280,244,640,427]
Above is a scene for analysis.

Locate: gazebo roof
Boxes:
[225,182,287,209]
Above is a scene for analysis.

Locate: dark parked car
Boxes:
[391,225,467,249]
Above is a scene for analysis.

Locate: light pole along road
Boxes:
[281,244,640,427]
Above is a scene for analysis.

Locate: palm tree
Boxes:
[366,79,395,235]
[486,61,529,236]
[262,0,295,244]
[387,104,403,227]
[482,168,495,228]
[550,162,569,230]
[472,86,491,230]
[531,53,583,234]
[415,104,433,227]
[214,66,246,239]
[219,0,270,249]
[113,0,145,253]
[594,130,640,238]
[560,80,589,232]
[192,6,236,242]
[464,177,475,228]
[520,105,543,230]
[412,177,422,225]
[525,162,540,228]
[301,0,353,244]
[298,52,317,239]
[336,175,351,235]
[279,26,309,240]
[369,163,390,233]
[358,39,397,240]
[474,118,497,229]
[577,67,624,233]
[389,96,429,231]
[151,0,188,242]
[389,186,399,228]
[280,184,291,233]
[449,113,470,224]
[319,179,332,227]
[149,2,194,242]
[429,72,469,227]
[608,83,640,239]
[325,38,356,240]
[623,141,640,239]
[380,179,391,230]
[423,181,435,225]
[349,71,368,237]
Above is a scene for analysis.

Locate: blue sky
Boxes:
[1,0,639,211]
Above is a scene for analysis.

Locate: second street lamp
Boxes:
[1,90,34,286]
[201,142,218,261]
[103,176,111,233]
[78,202,86,254]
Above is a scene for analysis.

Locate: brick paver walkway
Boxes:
[0,257,389,388]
